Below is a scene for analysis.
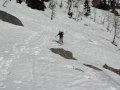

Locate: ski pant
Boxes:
[59,38,63,44]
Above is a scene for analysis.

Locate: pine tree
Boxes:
[26,0,50,11]
[68,0,72,14]
[60,0,63,8]
[67,0,73,18]
[112,15,118,46]
[16,0,22,4]
[2,0,11,7]
[50,0,56,20]
[111,0,116,12]
[84,0,91,16]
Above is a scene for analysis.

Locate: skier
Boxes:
[56,31,64,44]
[68,12,73,18]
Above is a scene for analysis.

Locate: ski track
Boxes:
[0,24,119,90]
[0,4,120,90]
[0,27,54,90]
[0,29,119,90]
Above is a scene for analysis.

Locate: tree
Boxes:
[49,0,56,20]
[26,0,50,11]
[2,0,11,7]
[84,0,91,16]
[16,0,22,4]
[60,0,63,8]
[93,7,97,22]
[65,0,73,17]
[107,10,110,31]
[111,0,116,13]
[112,15,120,46]
[92,0,119,10]
[68,0,73,15]
[116,0,120,8]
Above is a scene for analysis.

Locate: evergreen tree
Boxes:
[68,0,73,14]
[26,0,50,11]
[92,0,119,10]
[2,0,11,7]
[50,0,56,20]
[60,0,63,8]
[84,0,91,16]
[16,0,22,4]
[111,0,116,12]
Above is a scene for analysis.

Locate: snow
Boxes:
[0,0,120,90]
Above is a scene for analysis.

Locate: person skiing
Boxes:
[68,12,73,18]
[56,31,64,44]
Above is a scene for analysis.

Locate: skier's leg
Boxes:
[59,38,63,44]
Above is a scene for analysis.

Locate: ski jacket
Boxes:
[57,32,64,39]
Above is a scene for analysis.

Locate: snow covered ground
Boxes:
[0,0,120,90]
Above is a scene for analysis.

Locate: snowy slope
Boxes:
[0,1,120,90]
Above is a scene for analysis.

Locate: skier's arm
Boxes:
[57,33,60,36]
[55,33,59,37]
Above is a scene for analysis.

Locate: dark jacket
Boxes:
[57,32,64,39]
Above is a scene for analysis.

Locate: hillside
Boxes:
[0,0,120,90]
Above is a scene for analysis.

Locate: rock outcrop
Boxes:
[50,48,77,60]
[0,10,24,26]
[84,64,103,71]
[103,64,120,75]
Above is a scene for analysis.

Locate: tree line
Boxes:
[16,0,50,11]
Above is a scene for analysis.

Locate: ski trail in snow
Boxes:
[25,32,38,45]
[1,27,119,90]
[64,60,120,90]
[82,68,120,90]
[64,67,120,90]
[0,31,39,89]
[0,23,119,90]
[1,29,53,90]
